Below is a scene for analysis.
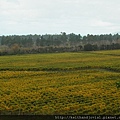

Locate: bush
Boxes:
[116,82,120,88]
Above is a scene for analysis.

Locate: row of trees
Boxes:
[0,33,82,47]
[0,33,120,55]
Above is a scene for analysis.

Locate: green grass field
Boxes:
[0,50,120,115]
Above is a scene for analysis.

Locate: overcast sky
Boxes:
[0,0,120,35]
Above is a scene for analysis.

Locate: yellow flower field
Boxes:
[0,50,120,115]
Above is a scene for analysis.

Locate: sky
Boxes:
[0,0,120,36]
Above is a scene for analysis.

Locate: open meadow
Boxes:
[0,50,120,115]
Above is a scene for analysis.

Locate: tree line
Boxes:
[0,32,120,55]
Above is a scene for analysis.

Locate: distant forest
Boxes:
[0,32,120,55]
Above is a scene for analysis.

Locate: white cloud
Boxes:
[91,20,114,27]
[1,0,120,35]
